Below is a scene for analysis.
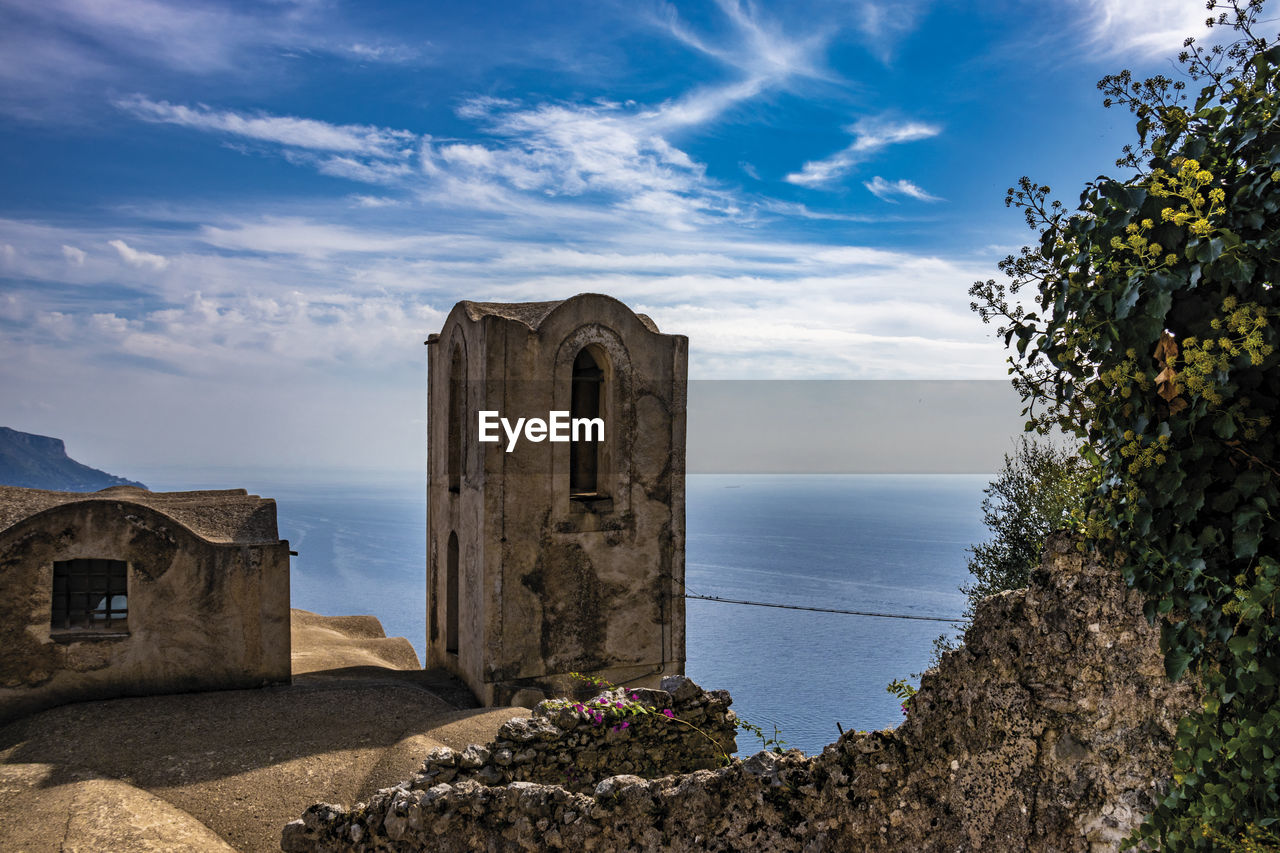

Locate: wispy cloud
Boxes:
[103,0,860,233]
[864,176,942,203]
[3,0,249,73]
[109,238,168,271]
[342,41,428,64]
[406,1,838,225]
[659,0,831,82]
[113,89,731,227]
[851,0,932,61]
[0,213,1004,374]
[349,195,407,209]
[647,0,836,132]
[0,0,430,119]
[115,95,418,157]
[1072,0,1217,57]
[437,98,708,198]
[61,244,86,266]
[786,118,940,188]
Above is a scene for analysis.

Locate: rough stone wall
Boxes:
[283,536,1196,852]
[412,677,735,795]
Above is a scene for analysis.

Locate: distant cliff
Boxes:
[0,427,145,491]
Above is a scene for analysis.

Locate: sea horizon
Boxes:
[132,467,990,756]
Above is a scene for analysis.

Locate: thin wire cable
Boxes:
[684,593,961,623]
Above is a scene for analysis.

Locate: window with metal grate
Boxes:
[51,559,128,633]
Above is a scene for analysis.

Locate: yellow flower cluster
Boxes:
[1108,218,1177,270]
[1196,820,1280,853]
[1222,570,1257,618]
[1119,431,1171,475]
[1096,348,1151,401]
[1149,157,1226,240]
[1178,300,1273,407]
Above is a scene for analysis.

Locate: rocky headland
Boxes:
[0,427,146,492]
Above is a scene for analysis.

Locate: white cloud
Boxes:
[659,0,830,83]
[349,195,406,208]
[0,0,430,119]
[109,238,169,270]
[1073,0,1217,57]
[102,3,843,230]
[197,217,460,259]
[61,244,86,265]
[1,213,1006,376]
[343,42,426,64]
[864,176,942,202]
[314,155,416,185]
[851,0,931,61]
[4,0,247,74]
[115,90,732,226]
[649,1,835,134]
[116,95,418,157]
[786,118,940,187]
[419,98,730,228]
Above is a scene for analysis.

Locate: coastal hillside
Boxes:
[0,426,146,491]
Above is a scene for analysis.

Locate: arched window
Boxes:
[446,531,459,654]
[448,345,464,493]
[570,348,604,497]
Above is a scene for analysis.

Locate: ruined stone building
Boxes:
[425,293,688,706]
[0,485,291,724]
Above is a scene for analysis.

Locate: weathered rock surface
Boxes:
[290,610,422,674]
[282,536,1195,852]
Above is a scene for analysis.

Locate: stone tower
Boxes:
[425,293,687,706]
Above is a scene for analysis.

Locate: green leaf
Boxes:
[1228,635,1256,655]
[1165,646,1193,681]
[1233,529,1261,560]
[1142,288,1173,321]
[1117,282,1141,319]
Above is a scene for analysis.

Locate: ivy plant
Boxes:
[970,2,1280,847]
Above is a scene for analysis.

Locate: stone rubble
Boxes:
[408,679,736,796]
[282,535,1195,852]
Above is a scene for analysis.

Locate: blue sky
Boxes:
[0,0,1237,473]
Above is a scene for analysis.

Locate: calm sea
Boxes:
[139,470,988,756]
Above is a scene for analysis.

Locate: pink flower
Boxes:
[615,701,624,709]
[661,709,675,719]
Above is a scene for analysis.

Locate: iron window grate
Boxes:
[51,559,128,631]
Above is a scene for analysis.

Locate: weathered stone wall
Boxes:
[283,536,1196,852]
[0,488,291,726]
[412,677,735,795]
